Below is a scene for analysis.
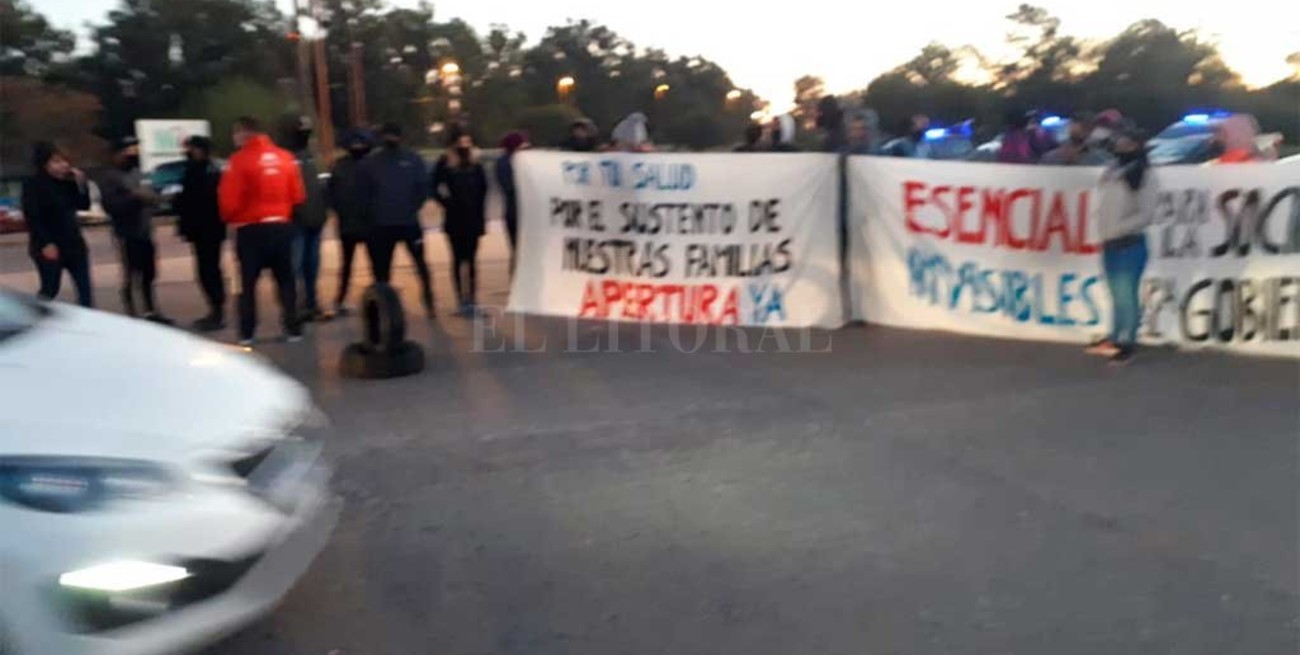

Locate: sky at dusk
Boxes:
[34,0,1300,110]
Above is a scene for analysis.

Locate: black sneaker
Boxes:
[299,307,323,323]
[144,313,175,326]
[191,315,226,333]
[1109,348,1134,366]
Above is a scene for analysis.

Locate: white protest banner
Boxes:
[135,119,210,173]
[508,151,844,329]
[848,157,1299,358]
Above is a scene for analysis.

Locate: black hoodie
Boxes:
[21,152,89,255]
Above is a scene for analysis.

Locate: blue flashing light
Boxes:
[924,128,948,141]
[1183,113,1211,124]
[1040,115,1063,127]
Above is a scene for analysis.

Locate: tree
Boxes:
[860,43,1000,139]
[791,75,825,128]
[74,0,294,138]
[1083,20,1242,130]
[998,4,1089,111]
[0,0,75,77]
[0,77,107,177]
[514,103,582,147]
[178,78,290,154]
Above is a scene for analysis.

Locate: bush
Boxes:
[515,104,584,149]
[178,78,293,155]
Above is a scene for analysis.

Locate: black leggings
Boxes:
[447,232,480,305]
[119,237,158,314]
[335,234,369,306]
[32,245,93,307]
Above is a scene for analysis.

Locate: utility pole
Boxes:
[310,0,335,164]
[293,0,313,118]
[348,42,367,127]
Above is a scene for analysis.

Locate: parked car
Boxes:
[0,291,339,655]
[880,121,976,160]
[148,161,188,216]
[0,200,22,235]
[1148,113,1282,165]
[971,115,1070,162]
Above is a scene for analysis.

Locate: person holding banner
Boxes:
[1087,126,1156,365]
[431,131,488,316]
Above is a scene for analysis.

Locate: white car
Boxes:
[0,292,338,655]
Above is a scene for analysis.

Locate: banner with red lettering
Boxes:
[508,151,844,328]
[848,157,1299,358]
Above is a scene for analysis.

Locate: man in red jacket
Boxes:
[219,116,307,345]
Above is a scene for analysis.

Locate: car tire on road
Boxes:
[361,283,407,353]
[340,341,425,379]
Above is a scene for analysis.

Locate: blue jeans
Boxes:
[1102,234,1149,348]
[293,226,323,311]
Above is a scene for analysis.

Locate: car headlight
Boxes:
[0,457,179,513]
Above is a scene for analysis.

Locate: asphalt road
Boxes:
[2,226,1297,655]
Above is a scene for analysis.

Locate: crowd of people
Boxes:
[21,115,524,346]
[18,101,1276,361]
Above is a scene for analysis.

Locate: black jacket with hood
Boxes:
[21,150,89,255]
[177,158,225,242]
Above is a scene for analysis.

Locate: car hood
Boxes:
[0,303,309,461]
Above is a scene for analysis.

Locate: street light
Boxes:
[440,61,461,77]
[557,75,576,103]
[654,83,670,100]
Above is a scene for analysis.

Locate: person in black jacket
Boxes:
[431,130,488,316]
[360,122,435,318]
[281,116,330,322]
[176,135,227,331]
[100,136,171,323]
[327,129,374,315]
[495,130,528,270]
[327,129,374,314]
[22,142,93,307]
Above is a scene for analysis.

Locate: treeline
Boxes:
[803,6,1299,144]
[0,0,758,173]
[1,0,1296,175]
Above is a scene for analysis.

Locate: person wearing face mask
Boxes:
[328,129,375,315]
[1041,112,1113,166]
[359,122,435,318]
[1086,123,1157,365]
[100,136,172,324]
[431,129,489,316]
[176,135,227,331]
[22,142,93,307]
[281,115,330,322]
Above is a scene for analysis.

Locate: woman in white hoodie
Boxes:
[1087,126,1157,364]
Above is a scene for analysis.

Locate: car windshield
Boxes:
[1149,135,1213,164]
[1155,122,1216,140]
[0,291,43,341]
[151,162,187,187]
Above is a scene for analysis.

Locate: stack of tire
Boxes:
[340,284,425,379]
